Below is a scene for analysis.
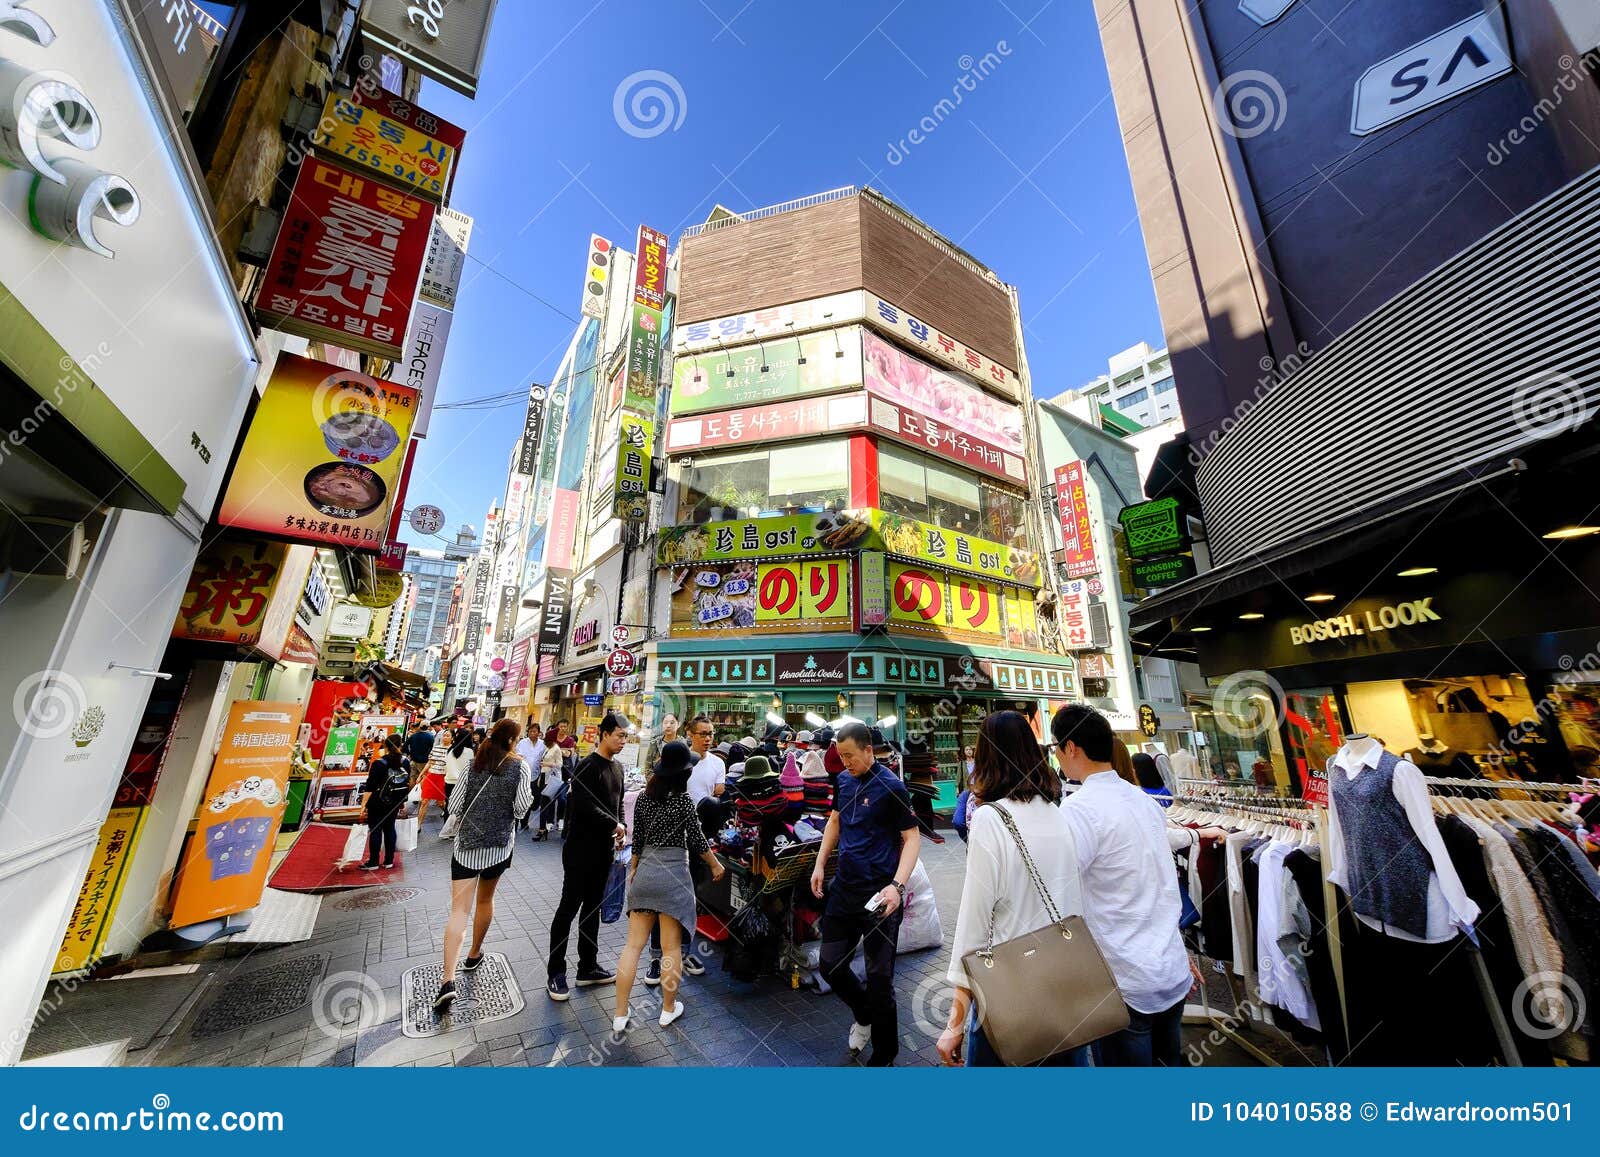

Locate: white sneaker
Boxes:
[848,1022,871,1052]
[611,1015,631,1035]
[659,1001,685,1028]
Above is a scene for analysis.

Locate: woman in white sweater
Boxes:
[937,710,1090,1067]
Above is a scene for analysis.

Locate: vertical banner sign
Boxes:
[169,701,305,927]
[1055,461,1098,578]
[613,414,654,520]
[495,582,518,643]
[624,224,668,415]
[581,234,612,319]
[1058,579,1093,650]
[858,551,888,627]
[55,808,148,973]
[516,386,547,476]
[400,301,453,438]
[420,208,473,306]
[539,570,574,656]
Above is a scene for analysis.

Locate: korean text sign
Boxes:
[218,353,419,550]
[861,329,1024,461]
[1055,461,1098,578]
[670,327,864,416]
[254,156,435,359]
[313,91,457,201]
[670,560,851,635]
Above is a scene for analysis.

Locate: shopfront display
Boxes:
[668,559,852,635]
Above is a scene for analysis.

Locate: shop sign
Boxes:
[1351,12,1512,137]
[356,570,406,609]
[611,625,632,645]
[609,674,640,695]
[633,224,668,310]
[494,583,518,644]
[658,509,1042,588]
[282,622,320,666]
[329,604,374,638]
[775,651,851,686]
[169,701,303,928]
[359,0,499,98]
[1076,652,1111,680]
[1138,704,1160,738]
[539,569,573,656]
[1303,763,1330,806]
[254,156,434,358]
[862,330,1025,462]
[220,354,418,548]
[613,415,654,520]
[670,560,852,635]
[507,636,533,694]
[399,300,452,438]
[252,546,317,662]
[1059,580,1094,650]
[1286,598,1443,646]
[676,290,865,353]
[867,393,1025,482]
[1055,462,1098,577]
[409,504,446,536]
[55,806,148,974]
[859,551,888,627]
[516,386,548,476]
[607,648,637,677]
[885,562,1045,650]
[420,207,472,306]
[1119,497,1186,560]
[129,1,219,117]
[573,619,601,653]
[669,327,864,416]
[581,234,613,319]
[321,725,361,771]
[1132,554,1194,590]
[172,539,289,647]
[379,540,409,571]
[666,392,869,453]
[864,295,1021,400]
[312,91,457,201]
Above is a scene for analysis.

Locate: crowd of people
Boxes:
[370,702,1216,1067]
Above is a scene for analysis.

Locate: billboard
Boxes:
[612,414,653,521]
[886,561,1042,649]
[666,392,868,453]
[421,207,473,307]
[312,90,457,201]
[516,385,548,476]
[669,560,851,636]
[669,327,864,416]
[861,329,1024,459]
[1055,461,1098,578]
[398,300,452,438]
[172,539,289,648]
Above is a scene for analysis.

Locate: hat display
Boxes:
[796,729,815,745]
[740,735,761,750]
[869,727,888,749]
[738,754,778,785]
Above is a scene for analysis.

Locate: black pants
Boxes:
[1093,998,1185,1066]
[819,890,903,1066]
[366,811,398,865]
[548,837,611,979]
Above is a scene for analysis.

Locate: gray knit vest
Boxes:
[455,756,524,852]
[1328,749,1431,937]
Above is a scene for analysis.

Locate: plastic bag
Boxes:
[395,816,418,852]
[341,824,369,865]
[601,852,628,924]
[896,859,943,953]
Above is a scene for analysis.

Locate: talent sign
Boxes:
[1058,579,1093,650]
[172,539,289,647]
[253,157,435,359]
[516,386,548,475]
[613,415,653,520]
[539,569,574,656]
[169,701,304,927]
[861,330,1025,464]
[865,295,1021,400]
[421,207,473,306]
[669,327,865,416]
[886,562,1044,649]
[658,509,1043,588]
[55,806,148,973]
[399,300,452,438]
[312,91,457,201]
[667,393,869,452]
[581,234,613,320]
[359,0,500,98]
[1055,462,1098,577]
[1119,497,1186,559]
[219,355,419,549]
[669,561,852,636]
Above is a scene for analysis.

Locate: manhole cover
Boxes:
[400,953,524,1038]
[191,953,327,1039]
[333,887,423,910]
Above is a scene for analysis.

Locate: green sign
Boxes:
[1119,497,1186,559]
[668,327,863,416]
[612,414,653,520]
[321,724,360,771]
[624,302,663,415]
[1131,553,1194,589]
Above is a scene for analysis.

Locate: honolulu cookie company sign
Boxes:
[1288,598,1442,646]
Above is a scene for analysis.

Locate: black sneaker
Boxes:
[574,967,616,988]
[359,861,380,870]
[432,981,456,1013]
[644,958,661,986]
[683,953,706,977]
[547,975,570,1002]
[462,954,484,973]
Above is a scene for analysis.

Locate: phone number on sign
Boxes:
[1191,1102,1575,1125]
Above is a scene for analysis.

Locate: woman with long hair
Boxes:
[937,710,1088,1067]
[611,740,724,1035]
[434,718,534,1013]
[437,726,474,840]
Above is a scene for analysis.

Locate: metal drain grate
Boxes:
[333,887,423,910]
[399,953,524,1038]
[191,953,327,1039]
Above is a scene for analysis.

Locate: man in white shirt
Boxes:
[515,725,546,831]
[645,714,720,983]
[1052,704,1196,1066]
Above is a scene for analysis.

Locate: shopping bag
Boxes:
[601,852,628,924]
[341,824,369,865]
[395,816,418,852]
[896,859,943,953]
[439,812,461,840]
[407,784,422,805]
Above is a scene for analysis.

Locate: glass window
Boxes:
[927,461,980,532]
[874,443,1027,542]
[679,449,767,523]
[1116,388,1149,409]
[676,441,848,524]
[769,441,848,514]
[877,443,926,518]
[1152,376,1176,394]
[980,482,1026,544]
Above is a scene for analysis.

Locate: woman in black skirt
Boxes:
[612,741,724,1034]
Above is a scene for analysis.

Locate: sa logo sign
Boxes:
[1351,12,1513,136]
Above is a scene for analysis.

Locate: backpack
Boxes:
[374,757,410,810]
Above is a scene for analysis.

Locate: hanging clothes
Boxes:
[1224,831,1258,984]
[1255,841,1320,1031]
[1283,847,1351,1062]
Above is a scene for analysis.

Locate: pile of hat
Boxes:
[734,755,791,825]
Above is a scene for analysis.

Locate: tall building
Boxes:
[1055,341,1179,428]
[400,524,478,673]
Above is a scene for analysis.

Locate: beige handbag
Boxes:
[960,802,1129,1065]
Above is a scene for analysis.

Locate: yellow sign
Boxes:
[754,559,850,624]
[887,561,1038,647]
[172,539,289,648]
[952,575,1005,638]
[312,92,455,200]
[1003,586,1040,649]
[357,569,405,609]
[56,807,148,973]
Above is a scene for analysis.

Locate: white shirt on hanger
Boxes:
[1256,841,1320,1030]
[1324,741,1479,944]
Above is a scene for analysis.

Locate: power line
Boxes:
[461,251,581,325]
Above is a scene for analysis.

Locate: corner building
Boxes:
[653,187,1078,804]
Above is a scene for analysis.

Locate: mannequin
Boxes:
[1325,733,1479,944]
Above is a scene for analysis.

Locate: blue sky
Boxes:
[404,0,1161,540]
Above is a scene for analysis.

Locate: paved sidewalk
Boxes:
[130,817,970,1068]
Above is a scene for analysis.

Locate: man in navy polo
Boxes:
[810,720,920,1065]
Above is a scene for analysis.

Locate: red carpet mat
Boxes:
[269,823,405,892]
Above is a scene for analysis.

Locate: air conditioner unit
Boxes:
[1088,602,1112,650]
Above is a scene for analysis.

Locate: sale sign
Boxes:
[669,560,851,635]
[254,156,436,359]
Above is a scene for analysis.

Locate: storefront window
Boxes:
[1190,685,1289,791]
[1281,687,1344,797]
[687,695,765,745]
[875,444,1027,541]
[927,462,980,534]
[677,440,848,524]
[1344,674,1559,780]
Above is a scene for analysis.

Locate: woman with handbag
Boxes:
[937,710,1107,1067]
[433,718,534,1013]
[437,727,473,840]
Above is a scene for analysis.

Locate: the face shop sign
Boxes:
[1288,599,1442,646]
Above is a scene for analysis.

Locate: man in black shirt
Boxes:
[547,711,628,1001]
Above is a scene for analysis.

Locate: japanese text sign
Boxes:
[1055,461,1098,577]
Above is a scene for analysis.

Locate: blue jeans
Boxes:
[965,1012,1093,1067]
[1092,998,1186,1066]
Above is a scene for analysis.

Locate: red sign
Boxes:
[378,540,408,571]
[1303,764,1330,806]
[633,225,668,310]
[1056,462,1098,578]
[507,637,532,694]
[868,392,1024,482]
[254,156,436,359]
[606,648,637,677]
